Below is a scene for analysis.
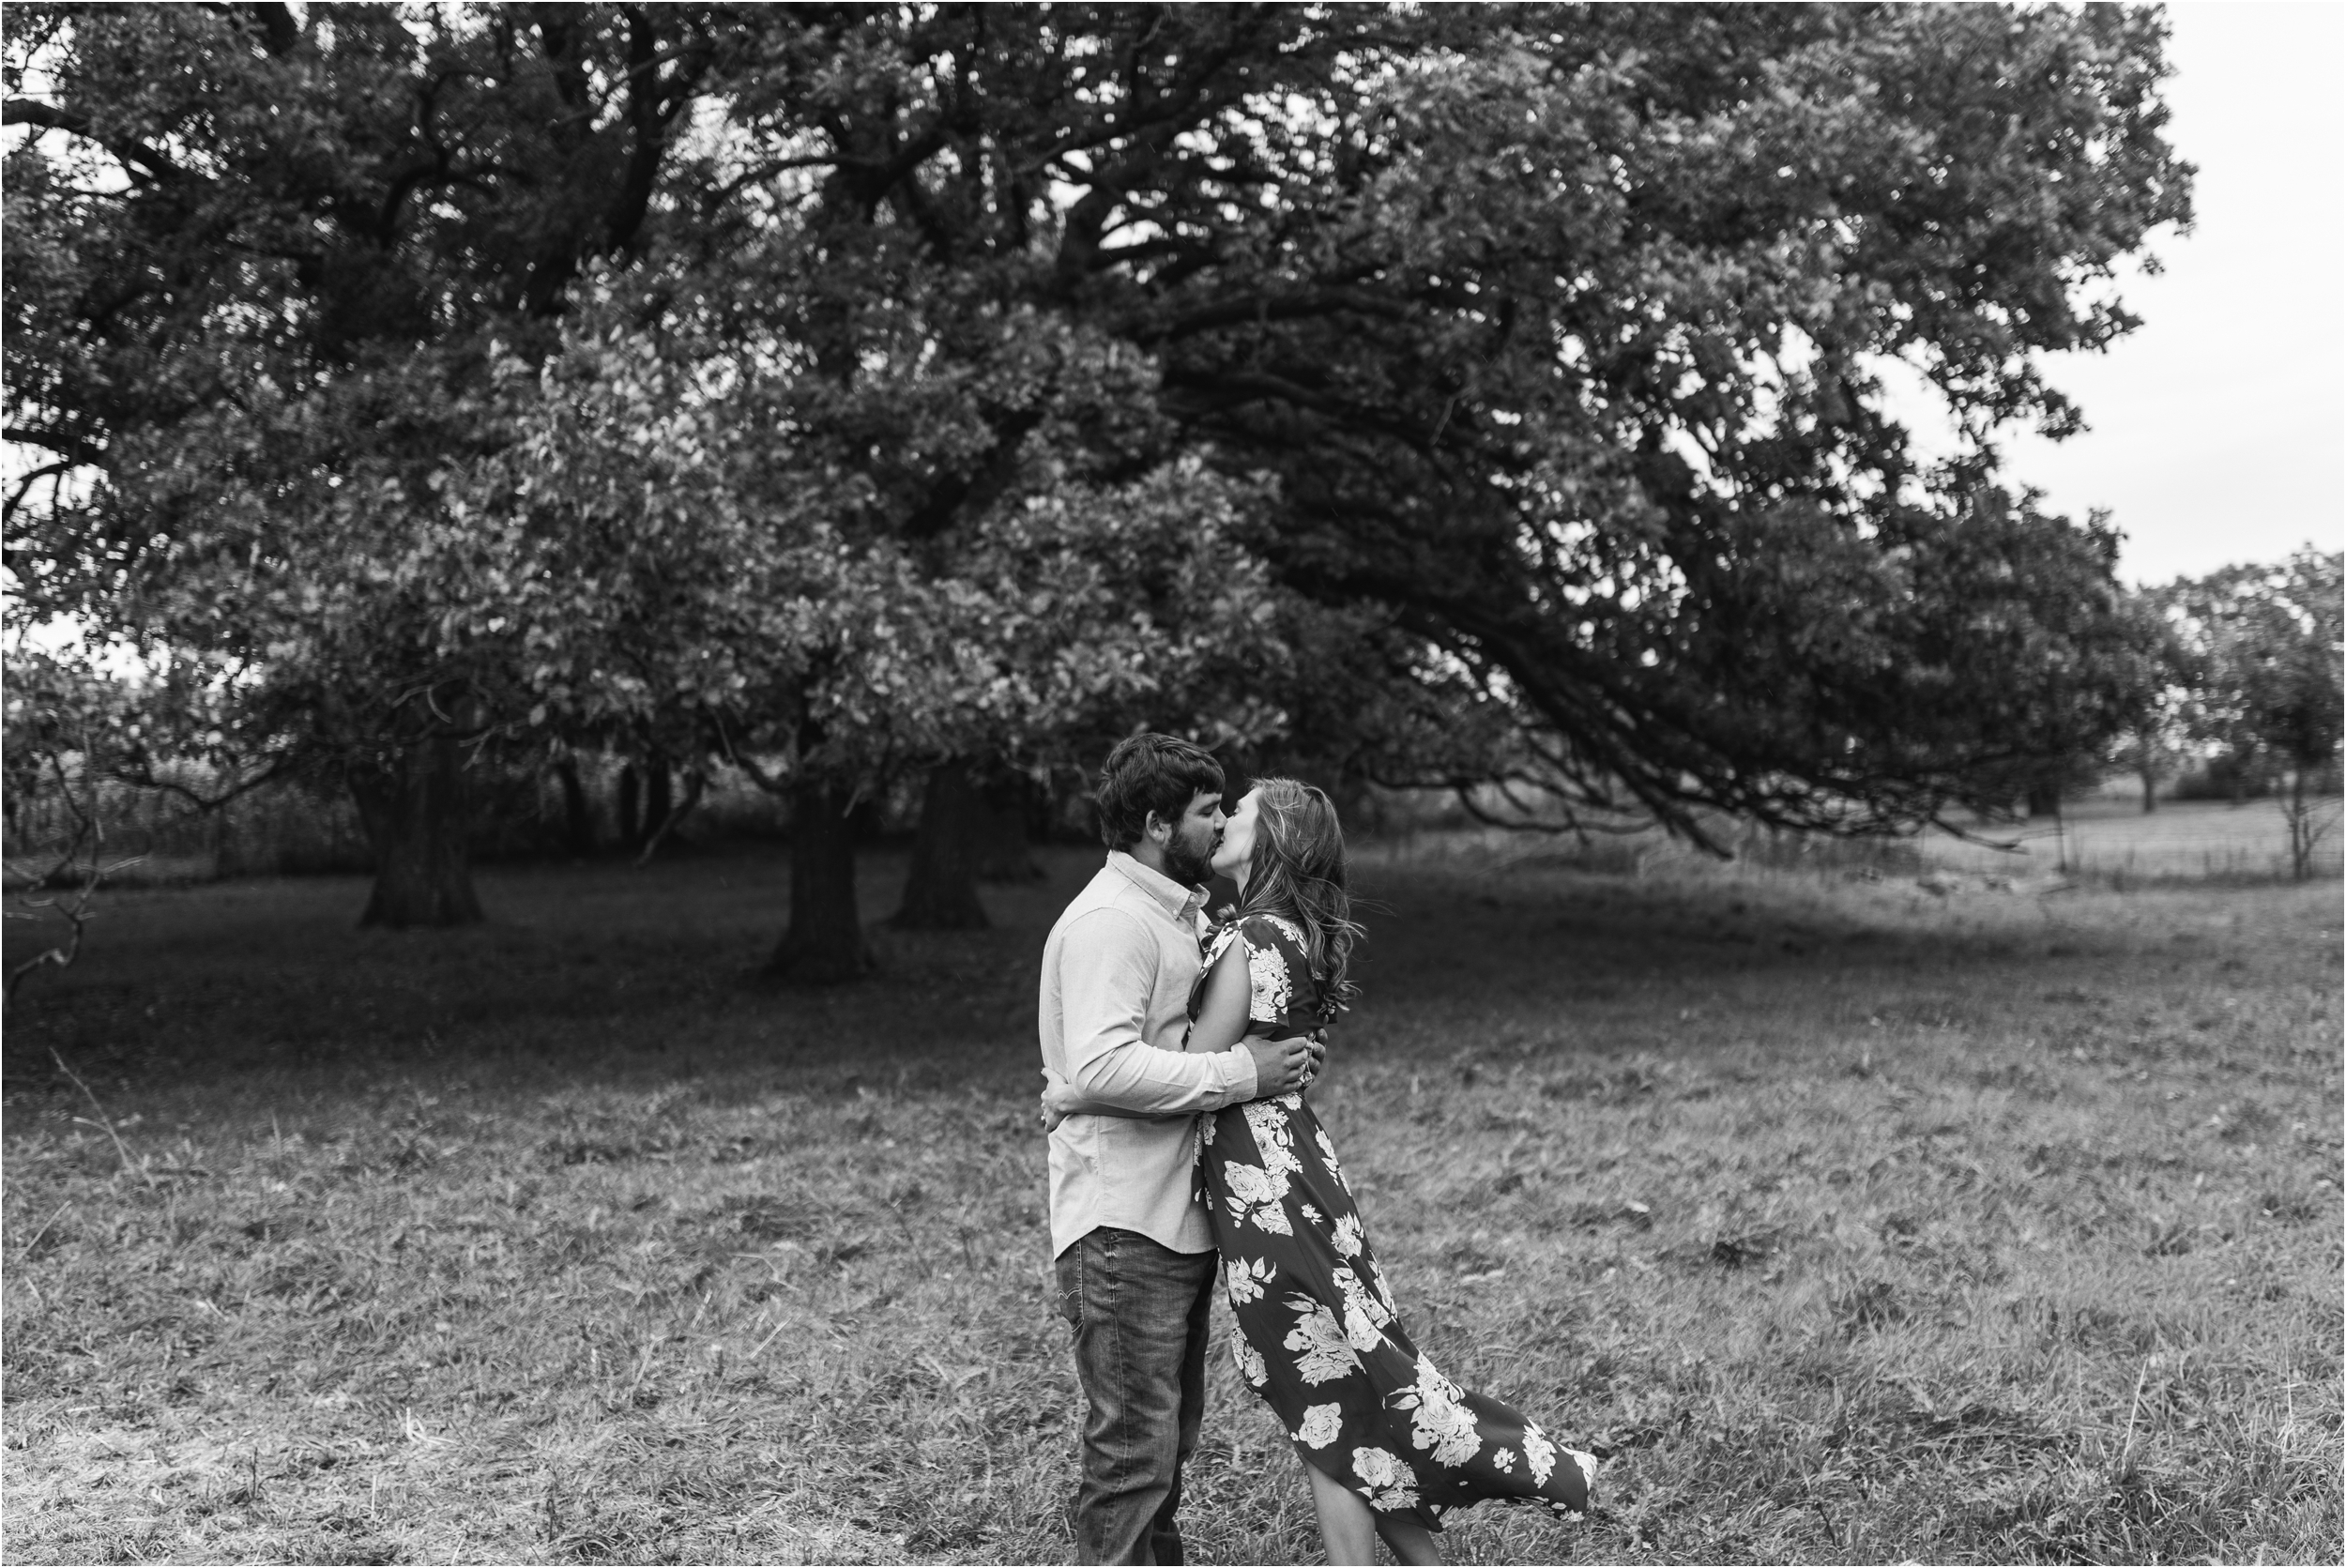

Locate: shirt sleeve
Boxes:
[1060,907,1259,1113]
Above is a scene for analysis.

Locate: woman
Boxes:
[1044,778,1596,1565]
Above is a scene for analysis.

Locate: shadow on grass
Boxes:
[1,839,2294,1116]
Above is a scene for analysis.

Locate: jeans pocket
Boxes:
[1054,1247,1083,1329]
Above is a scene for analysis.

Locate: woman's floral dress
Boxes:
[1193,914,1597,1532]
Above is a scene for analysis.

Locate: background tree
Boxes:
[2112,583,2200,813]
[4,649,136,1001]
[435,298,1292,977]
[1,639,284,997]
[11,3,2196,964]
[6,2,1440,953]
[2170,550,2345,878]
[5,1,736,926]
[1139,4,2193,843]
[617,0,2191,915]
[659,4,1454,952]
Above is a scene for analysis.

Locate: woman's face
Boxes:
[1211,788,1260,881]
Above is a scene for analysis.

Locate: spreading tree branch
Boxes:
[2,99,190,184]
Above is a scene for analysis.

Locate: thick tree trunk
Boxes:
[769,779,873,982]
[2025,780,2063,819]
[213,802,248,878]
[635,769,705,862]
[892,759,990,929]
[976,771,1046,883]
[645,756,673,841]
[617,765,643,846]
[2138,760,2159,814]
[350,738,484,929]
[555,758,596,852]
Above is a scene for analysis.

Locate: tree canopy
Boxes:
[1140,4,2190,836]
[7,1,752,922]
[2160,549,2344,875]
[8,3,2195,963]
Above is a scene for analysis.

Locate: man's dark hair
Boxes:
[1095,733,1226,850]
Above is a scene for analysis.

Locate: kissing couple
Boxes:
[1037,733,1596,1564]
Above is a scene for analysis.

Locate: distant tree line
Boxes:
[2110,550,2343,877]
[13,543,2338,887]
[8,3,2220,974]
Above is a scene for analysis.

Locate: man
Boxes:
[1039,733,1318,1565]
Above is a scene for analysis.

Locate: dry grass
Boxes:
[3,845,2339,1564]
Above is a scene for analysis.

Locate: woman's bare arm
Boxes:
[1182,936,1326,1077]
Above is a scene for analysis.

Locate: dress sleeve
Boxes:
[1241,915,1318,1033]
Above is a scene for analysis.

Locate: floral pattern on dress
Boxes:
[1394,1357,1485,1467]
[1522,1423,1556,1486]
[1282,1293,1361,1385]
[1351,1446,1421,1513]
[1221,1157,1294,1236]
[1296,1404,1344,1449]
[1333,1266,1390,1349]
[1315,1125,1353,1195]
[1194,914,1597,1533]
[1247,939,1292,1022]
[1225,1255,1277,1306]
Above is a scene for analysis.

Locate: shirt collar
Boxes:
[1105,849,1206,925]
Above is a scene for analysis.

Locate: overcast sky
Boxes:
[1966,0,2345,586]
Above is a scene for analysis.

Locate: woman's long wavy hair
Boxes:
[1235,777,1363,1019]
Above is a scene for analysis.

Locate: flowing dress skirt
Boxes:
[1198,1080,1596,1531]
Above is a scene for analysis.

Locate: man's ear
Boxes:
[1143,809,1172,844]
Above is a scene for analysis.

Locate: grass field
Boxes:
[1923,799,2346,884]
[3,843,2339,1564]
[1380,797,2346,888]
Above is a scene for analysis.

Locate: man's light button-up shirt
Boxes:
[1037,850,1258,1257]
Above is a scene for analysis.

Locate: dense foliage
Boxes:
[7,3,2194,956]
[2156,550,2344,875]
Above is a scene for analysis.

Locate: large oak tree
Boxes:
[10,4,2191,964]
[1136,4,2191,839]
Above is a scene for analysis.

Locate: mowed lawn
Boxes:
[2,844,2338,1565]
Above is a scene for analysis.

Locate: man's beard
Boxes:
[1164,830,1217,888]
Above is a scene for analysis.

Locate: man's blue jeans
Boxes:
[1056,1226,1217,1565]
